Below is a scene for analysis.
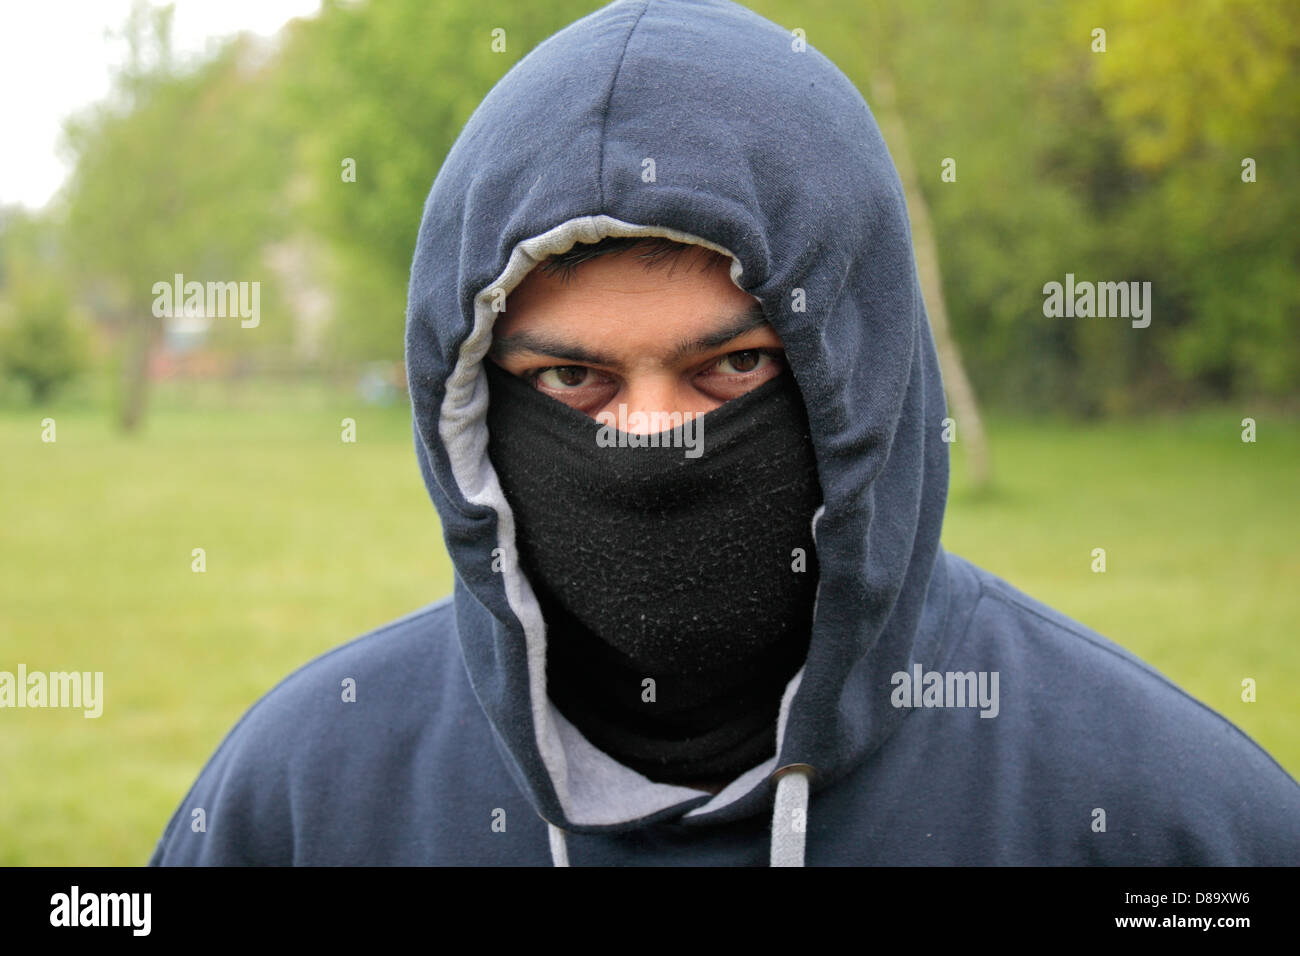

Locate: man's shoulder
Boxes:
[949,553,1273,745]
[149,597,471,864]
[956,558,1214,701]
[242,596,461,725]
[936,553,1300,861]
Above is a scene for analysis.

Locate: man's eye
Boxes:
[536,366,590,388]
[716,349,776,375]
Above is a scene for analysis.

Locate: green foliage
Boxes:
[59,2,296,427]
[37,0,1300,413]
[61,4,292,299]
[272,0,607,361]
[0,281,88,404]
[790,0,1299,413]
[1077,0,1300,398]
[0,208,89,403]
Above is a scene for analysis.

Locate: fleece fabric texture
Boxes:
[149,0,1300,865]
[484,355,822,784]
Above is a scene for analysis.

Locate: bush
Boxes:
[0,282,89,404]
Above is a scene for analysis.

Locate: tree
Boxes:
[274,0,608,361]
[1076,0,1300,398]
[0,283,86,404]
[869,64,993,490]
[0,208,88,404]
[60,2,292,430]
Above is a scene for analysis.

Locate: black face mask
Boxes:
[485,358,823,785]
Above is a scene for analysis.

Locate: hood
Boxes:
[404,0,951,862]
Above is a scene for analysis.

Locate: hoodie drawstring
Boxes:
[769,764,813,867]
[546,764,814,866]
[548,821,570,866]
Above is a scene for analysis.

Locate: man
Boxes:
[150,0,1300,865]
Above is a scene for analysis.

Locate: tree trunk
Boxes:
[870,65,993,491]
[119,315,153,433]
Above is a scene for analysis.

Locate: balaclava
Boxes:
[485,350,823,786]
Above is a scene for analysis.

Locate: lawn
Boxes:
[1,384,1295,864]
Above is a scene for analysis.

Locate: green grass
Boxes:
[0,382,453,865]
[943,412,1300,782]
[1,387,1296,864]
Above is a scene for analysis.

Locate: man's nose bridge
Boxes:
[621,377,685,434]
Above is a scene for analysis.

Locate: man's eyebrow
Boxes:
[488,331,616,366]
[488,303,771,366]
[669,303,769,361]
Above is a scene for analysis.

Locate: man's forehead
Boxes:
[490,247,770,362]
[489,302,771,368]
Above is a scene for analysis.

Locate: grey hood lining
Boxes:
[437,213,806,826]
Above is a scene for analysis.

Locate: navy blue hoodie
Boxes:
[149,0,1300,866]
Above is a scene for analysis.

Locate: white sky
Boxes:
[0,0,321,210]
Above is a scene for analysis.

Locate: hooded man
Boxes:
[150,0,1300,866]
